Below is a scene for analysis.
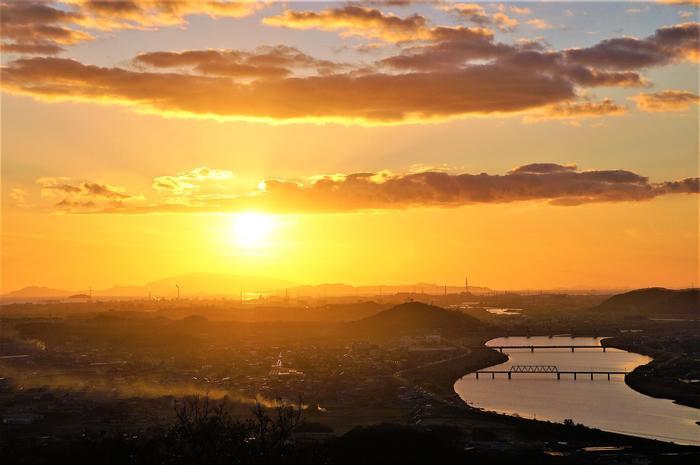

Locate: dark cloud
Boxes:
[0,2,92,55]
[46,164,700,214]
[511,164,578,174]
[0,1,266,57]
[38,177,134,201]
[378,26,509,70]
[0,41,64,55]
[564,23,699,70]
[1,5,697,124]
[133,45,346,78]
[262,5,432,42]
[1,57,575,123]
[379,33,647,89]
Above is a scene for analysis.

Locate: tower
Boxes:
[465,276,469,293]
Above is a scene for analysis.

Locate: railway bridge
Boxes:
[474,365,627,380]
[486,345,610,353]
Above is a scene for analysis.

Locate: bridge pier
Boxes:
[492,372,495,379]
[557,373,560,380]
[590,372,593,380]
[476,372,479,379]
[530,346,534,353]
[571,347,575,352]
[507,372,511,380]
[603,347,606,352]
[607,373,610,381]
[573,373,577,380]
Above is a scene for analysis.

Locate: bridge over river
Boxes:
[475,365,627,380]
[481,345,611,353]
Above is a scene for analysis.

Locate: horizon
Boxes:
[3,269,697,299]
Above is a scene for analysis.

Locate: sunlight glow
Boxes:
[231,212,278,250]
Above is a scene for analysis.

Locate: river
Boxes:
[453,336,700,445]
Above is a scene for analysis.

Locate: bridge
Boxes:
[486,345,610,353]
[474,365,627,380]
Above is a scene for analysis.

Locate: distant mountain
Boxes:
[293,282,491,297]
[292,283,358,296]
[3,275,491,300]
[1,286,74,299]
[349,301,483,336]
[593,288,699,315]
[2,273,297,300]
[98,273,297,298]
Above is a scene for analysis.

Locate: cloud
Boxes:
[36,176,139,211]
[377,26,509,71]
[439,3,490,26]
[381,38,647,88]
[0,56,577,123]
[133,45,346,78]
[656,0,700,5]
[439,3,519,32]
[64,0,264,30]
[152,167,235,194]
[564,22,700,70]
[509,6,532,16]
[0,1,265,56]
[492,12,519,32]
[528,98,626,122]
[36,164,700,214]
[526,18,554,30]
[1,21,696,124]
[263,5,432,42]
[0,2,93,55]
[0,41,65,55]
[630,90,700,112]
[510,163,578,174]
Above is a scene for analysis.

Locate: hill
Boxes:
[349,301,483,336]
[593,288,699,315]
[1,286,74,299]
[2,274,297,300]
[91,273,297,298]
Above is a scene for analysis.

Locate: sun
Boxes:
[231,212,278,250]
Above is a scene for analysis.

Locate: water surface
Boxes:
[454,336,700,445]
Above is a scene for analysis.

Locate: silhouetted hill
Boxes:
[101,273,297,297]
[1,286,73,299]
[349,301,483,336]
[593,288,699,315]
[2,274,297,300]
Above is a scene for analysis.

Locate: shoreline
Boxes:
[403,334,699,448]
[602,337,699,409]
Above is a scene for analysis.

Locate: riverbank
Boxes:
[396,337,698,453]
[603,334,700,409]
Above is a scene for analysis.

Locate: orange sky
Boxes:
[1,1,698,292]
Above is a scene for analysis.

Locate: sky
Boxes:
[1,1,699,293]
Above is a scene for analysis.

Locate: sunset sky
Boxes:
[1,1,698,293]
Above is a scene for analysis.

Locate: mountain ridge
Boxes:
[592,287,699,315]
